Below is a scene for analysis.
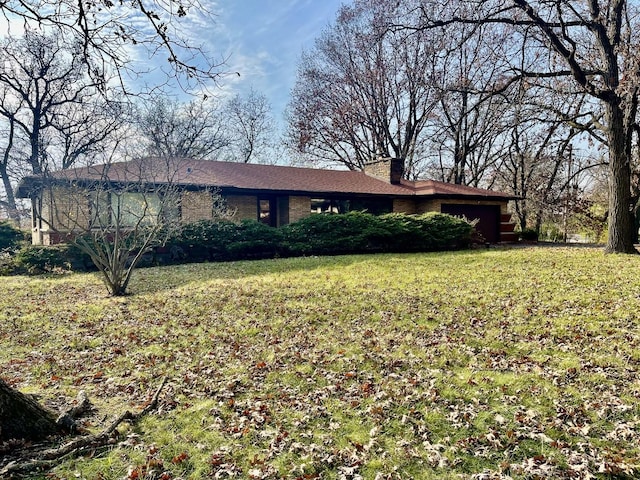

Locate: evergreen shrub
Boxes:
[168,212,473,263]
[226,220,285,260]
[13,245,72,274]
[170,219,285,261]
[282,211,380,256]
[0,221,25,251]
[520,228,540,242]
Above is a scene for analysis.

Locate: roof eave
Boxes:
[426,193,518,201]
[217,186,414,198]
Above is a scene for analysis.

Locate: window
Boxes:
[310,198,392,215]
[259,198,272,226]
[349,198,392,215]
[311,198,350,214]
[113,192,161,227]
[89,191,162,228]
[89,191,110,227]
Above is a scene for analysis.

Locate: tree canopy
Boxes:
[0,30,125,222]
[414,0,640,253]
[289,0,640,253]
[287,0,439,178]
[0,0,224,88]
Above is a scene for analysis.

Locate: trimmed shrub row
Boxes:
[1,212,474,274]
[0,221,24,251]
[2,243,91,275]
[1,221,93,275]
[167,212,474,262]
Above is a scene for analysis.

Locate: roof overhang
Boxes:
[17,158,518,202]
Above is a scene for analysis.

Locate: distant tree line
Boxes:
[286,0,640,252]
[0,31,275,225]
[2,0,638,253]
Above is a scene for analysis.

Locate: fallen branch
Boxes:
[56,390,94,433]
[0,377,168,478]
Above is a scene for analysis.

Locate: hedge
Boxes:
[283,211,380,256]
[168,212,474,263]
[168,219,285,262]
[8,243,93,275]
[0,221,24,251]
[1,212,475,274]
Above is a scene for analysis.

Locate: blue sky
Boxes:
[0,0,344,130]
[208,0,344,126]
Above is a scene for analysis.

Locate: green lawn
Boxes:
[2,246,640,479]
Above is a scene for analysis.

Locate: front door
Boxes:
[258,196,276,227]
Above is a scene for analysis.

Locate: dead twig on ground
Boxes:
[0,377,168,478]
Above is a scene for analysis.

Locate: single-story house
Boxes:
[17,157,517,245]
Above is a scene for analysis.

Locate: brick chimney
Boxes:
[363,157,404,184]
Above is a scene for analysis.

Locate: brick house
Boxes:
[18,157,517,245]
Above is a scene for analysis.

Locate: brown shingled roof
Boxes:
[402,179,512,198]
[19,157,515,200]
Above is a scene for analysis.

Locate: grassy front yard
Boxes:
[1,247,640,479]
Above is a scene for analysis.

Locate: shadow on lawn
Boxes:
[126,253,375,296]
[111,243,608,297]
[126,249,491,296]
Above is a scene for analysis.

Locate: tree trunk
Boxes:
[0,378,63,441]
[605,105,636,254]
[0,162,20,223]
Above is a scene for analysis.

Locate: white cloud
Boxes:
[206,0,341,123]
[0,0,342,129]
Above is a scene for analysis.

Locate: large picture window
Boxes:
[311,197,392,216]
[89,191,162,228]
[113,192,161,227]
[311,198,349,214]
[89,191,110,227]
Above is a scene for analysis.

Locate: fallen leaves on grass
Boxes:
[1,249,640,478]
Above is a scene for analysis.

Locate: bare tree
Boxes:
[286,0,439,177]
[429,90,510,187]
[36,157,233,296]
[135,97,229,159]
[499,132,577,234]
[413,0,640,253]
[425,21,512,187]
[0,0,224,90]
[224,89,275,163]
[0,31,125,223]
[493,78,602,233]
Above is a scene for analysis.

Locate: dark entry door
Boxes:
[258,196,289,227]
[258,196,276,227]
[441,204,500,243]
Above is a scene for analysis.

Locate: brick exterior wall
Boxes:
[415,199,440,214]
[392,198,417,214]
[226,195,258,221]
[363,158,403,184]
[181,190,214,223]
[289,196,311,223]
